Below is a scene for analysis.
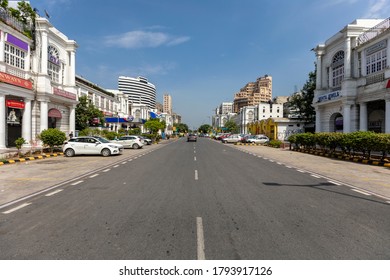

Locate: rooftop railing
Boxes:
[358,17,390,45]
[0,7,33,37]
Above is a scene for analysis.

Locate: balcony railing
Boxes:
[0,7,33,36]
[358,17,390,45]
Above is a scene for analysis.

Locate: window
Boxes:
[332,51,344,88]
[48,46,61,83]
[366,49,387,75]
[4,43,26,70]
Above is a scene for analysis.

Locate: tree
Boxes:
[75,96,105,131]
[38,128,66,153]
[287,69,316,124]
[224,120,239,133]
[174,123,189,133]
[198,124,211,134]
[144,119,165,142]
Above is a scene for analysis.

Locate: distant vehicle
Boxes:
[222,134,242,143]
[187,134,197,142]
[63,136,123,157]
[110,135,144,149]
[246,135,270,144]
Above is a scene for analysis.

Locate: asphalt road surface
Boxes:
[0,138,389,259]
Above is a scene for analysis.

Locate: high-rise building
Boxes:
[118,76,156,109]
[163,94,172,114]
[233,75,272,113]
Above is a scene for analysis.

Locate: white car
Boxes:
[222,134,242,143]
[63,136,124,157]
[110,135,144,149]
[246,135,270,144]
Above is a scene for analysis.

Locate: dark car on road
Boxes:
[187,134,197,142]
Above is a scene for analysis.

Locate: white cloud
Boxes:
[104,30,190,49]
[364,0,390,18]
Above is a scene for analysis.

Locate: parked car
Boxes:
[63,136,124,157]
[246,135,270,144]
[222,134,242,143]
[139,136,152,145]
[187,134,197,142]
[110,135,144,149]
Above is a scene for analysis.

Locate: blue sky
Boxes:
[30,0,390,128]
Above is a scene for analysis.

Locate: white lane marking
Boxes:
[269,160,274,162]
[113,165,119,168]
[195,170,198,180]
[285,166,293,168]
[2,203,31,214]
[194,156,197,161]
[102,169,110,172]
[311,174,322,178]
[71,180,83,186]
[122,162,127,164]
[352,189,372,196]
[129,159,133,161]
[277,162,282,165]
[328,180,342,186]
[194,150,196,154]
[297,169,305,173]
[196,217,206,260]
[45,189,63,197]
[89,174,99,178]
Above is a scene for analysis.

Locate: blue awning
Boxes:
[105,117,128,123]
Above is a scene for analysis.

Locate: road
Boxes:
[0,138,389,259]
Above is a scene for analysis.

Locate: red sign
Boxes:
[386,80,390,89]
[53,87,77,100]
[6,100,25,109]
[0,72,33,90]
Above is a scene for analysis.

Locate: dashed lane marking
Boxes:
[102,169,110,172]
[71,180,83,186]
[45,189,63,197]
[2,203,31,214]
[195,170,198,180]
[89,174,99,178]
[196,217,206,260]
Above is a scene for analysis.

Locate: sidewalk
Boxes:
[233,144,390,200]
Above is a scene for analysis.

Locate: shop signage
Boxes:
[0,72,33,90]
[53,87,77,100]
[6,100,25,109]
[386,80,390,89]
[317,91,340,103]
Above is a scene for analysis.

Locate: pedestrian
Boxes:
[69,131,74,138]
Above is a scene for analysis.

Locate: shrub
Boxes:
[15,137,26,157]
[38,128,66,153]
[268,139,282,148]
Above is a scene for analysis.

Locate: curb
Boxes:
[298,149,390,168]
[0,153,64,166]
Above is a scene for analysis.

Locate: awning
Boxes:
[105,117,129,123]
[48,108,62,118]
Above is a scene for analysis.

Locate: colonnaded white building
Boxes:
[313,18,390,133]
[0,11,77,149]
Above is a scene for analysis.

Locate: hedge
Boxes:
[288,131,390,161]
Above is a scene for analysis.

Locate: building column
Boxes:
[343,102,352,133]
[0,94,6,148]
[22,98,32,146]
[40,100,48,132]
[344,37,351,79]
[41,31,48,74]
[385,97,390,134]
[69,105,76,135]
[316,52,323,89]
[315,107,321,132]
[359,102,368,131]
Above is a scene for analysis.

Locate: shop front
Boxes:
[0,72,34,149]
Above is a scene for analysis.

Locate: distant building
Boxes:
[233,75,272,113]
[163,94,172,114]
[118,76,156,110]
